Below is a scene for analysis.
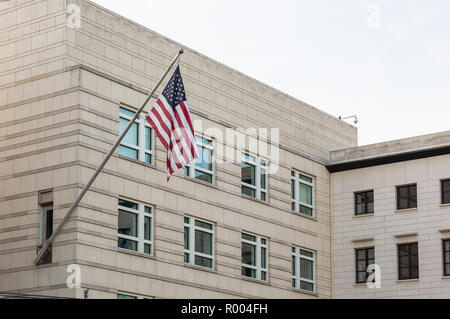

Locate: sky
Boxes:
[91,0,450,146]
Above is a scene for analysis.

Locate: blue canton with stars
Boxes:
[161,65,186,109]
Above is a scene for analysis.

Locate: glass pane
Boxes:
[356,193,363,205]
[195,256,213,268]
[184,166,190,176]
[119,107,135,118]
[144,216,151,240]
[398,198,408,210]
[445,240,450,252]
[260,192,266,201]
[299,174,313,184]
[119,145,138,159]
[300,249,314,258]
[367,191,374,203]
[195,146,212,171]
[299,205,313,216]
[410,243,418,255]
[196,136,212,147]
[241,186,256,197]
[291,202,296,211]
[356,203,365,215]
[242,153,254,163]
[357,272,367,283]
[184,217,189,224]
[145,153,151,164]
[398,245,409,256]
[119,118,138,146]
[445,264,450,275]
[261,247,266,268]
[144,206,151,214]
[368,248,374,259]
[398,186,408,198]
[119,199,138,210]
[356,249,366,260]
[145,127,152,150]
[357,260,367,271]
[261,271,267,281]
[118,210,137,237]
[195,230,212,255]
[261,238,266,245]
[242,267,256,278]
[299,183,312,205]
[144,243,151,254]
[292,279,296,287]
[117,293,137,299]
[292,256,296,275]
[195,170,213,183]
[184,252,189,263]
[291,171,295,177]
[443,192,450,204]
[300,281,314,292]
[399,256,409,268]
[300,258,313,280]
[260,169,266,190]
[291,179,295,200]
[241,162,256,185]
[409,197,417,208]
[195,220,213,230]
[409,185,417,196]
[118,238,137,251]
[367,202,374,213]
[242,242,256,266]
[399,267,409,279]
[184,227,189,249]
[45,210,53,240]
[242,233,256,242]
[410,267,418,279]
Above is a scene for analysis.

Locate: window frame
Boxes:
[443,239,450,277]
[397,242,419,280]
[396,184,417,210]
[117,292,152,299]
[354,190,374,216]
[184,216,215,269]
[241,232,268,281]
[117,198,154,255]
[40,205,54,245]
[119,106,154,164]
[441,179,450,205]
[241,153,268,201]
[355,247,375,284]
[291,170,315,217]
[184,135,214,184]
[292,246,316,292]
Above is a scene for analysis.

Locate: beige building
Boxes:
[0,0,357,298]
[330,131,450,298]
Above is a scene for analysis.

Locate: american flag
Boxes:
[146,65,199,180]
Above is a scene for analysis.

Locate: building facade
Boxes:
[329,132,450,298]
[0,0,357,298]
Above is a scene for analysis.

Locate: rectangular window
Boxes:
[119,107,153,164]
[444,239,450,277]
[396,184,417,210]
[39,190,53,264]
[241,233,268,281]
[398,242,419,280]
[184,136,214,184]
[184,217,214,269]
[291,170,315,217]
[355,190,374,215]
[292,247,315,292]
[241,153,268,201]
[118,198,153,255]
[355,247,375,283]
[442,180,450,205]
[117,293,152,299]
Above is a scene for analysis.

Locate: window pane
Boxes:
[242,242,256,266]
[356,203,366,215]
[195,170,212,183]
[398,186,409,198]
[398,245,409,256]
[241,162,255,185]
[242,233,256,242]
[241,186,256,197]
[261,271,267,281]
[184,227,189,249]
[356,249,366,260]
[300,249,314,258]
[300,258,313,280]
[119,199,138,210]
[117,293,137,299]
[119,145,138,159]
[368,248,374,259]
[195,146,212,171]
[445,240,450,252]
[300,281,314,292]
[399,267,409,280]
[45,210,53,240]
[299,174,313,184]
[398,198,408,210]
[145,153,151,164]
[118,210,137,237]
[144,216,151,240]
[119,118,138,146]
[357,260,367,272]
[410,243,418,255]
[260,192,266,201]
[443,192,450,205]
[119,107,135,118]
[292,279,296,287]
[292,256,296,275]
[242,267,256,278]
[291,179,295,200]
[195,256,213,268]
[409,185,417,196]
[299,205,313,216]
[145,127,152,150]
[260,169,266,190]
[195,230,212,255]
[367,202,374,213]
[299,183,312,205]
[184,166,190,176]
[357,272,367,283]
[195,220,213,230]
[144,243,151,254]
[261,238,266,245]
[118,238,137,251]
[410,267,419,279]
[184,253,189,263]
[261,247,266,268]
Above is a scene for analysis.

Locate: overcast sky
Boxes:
[91,0,450,146]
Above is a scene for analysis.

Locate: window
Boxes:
[117,293,152,299]
[354,190,374,215]
[118,199,153,255]
[396,184,417,210]
[184,217,214,269]
[291,170,315,217]
[442,180,450,205]
[444,239,450,276]
[292,247,315,292]
[184,136,214,183]
[241,233,268,281]
[398,242,419,280]
[119,107,153,164]
[39,189,54,264]
[355,247,375,283]
[241,153,268,201]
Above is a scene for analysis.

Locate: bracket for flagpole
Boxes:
[34,48,185,265]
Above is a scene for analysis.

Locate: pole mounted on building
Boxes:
[34,48,184,265]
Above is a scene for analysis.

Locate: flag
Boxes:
[145,65,199,180]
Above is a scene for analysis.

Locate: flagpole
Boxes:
[34,48,184,265]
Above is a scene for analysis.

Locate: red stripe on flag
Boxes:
[173,106,196,158]
[146,114,169,150]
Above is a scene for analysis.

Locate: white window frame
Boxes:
[241,232,268,281]
[118,198,153,255]
[119,106,154,164]
[292,247,316,292]
[184,216,215,269]
[184,136,214,184]
[291,170,315,217]
[39,205,53,245]
[241,153,268,201]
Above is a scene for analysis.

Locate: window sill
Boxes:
[353,283,368,287]
[183,263,217,273]
[117,247,156,260]
[182,174,215,188]
[442,276,450,280]
[290,287,318,297]
[241,193,269,205]
[395,208,417,214]
[292,211,317,221]
[240,276,271,286]
[118,155,157,170]
[440,203,450,208]
[396,278,419,283]
[353,213,374,219]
